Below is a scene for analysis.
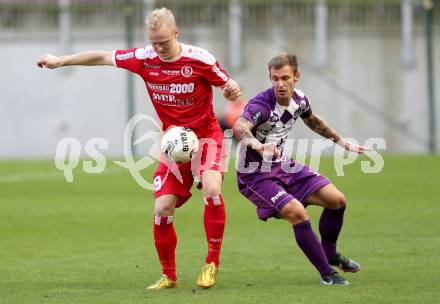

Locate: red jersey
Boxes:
[113,43,230,138]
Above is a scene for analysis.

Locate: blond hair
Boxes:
[146,7,177,31]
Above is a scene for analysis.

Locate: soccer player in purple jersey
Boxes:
[233,53,371,285]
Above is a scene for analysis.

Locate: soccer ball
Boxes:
[161,126,199,163]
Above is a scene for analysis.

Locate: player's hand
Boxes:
[255,143,281,159]
[36,54,63,69]
[339,139,373,154]
[222,79,242,101]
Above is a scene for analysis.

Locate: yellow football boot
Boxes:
[196,262,218,289]
[146,274,177,290]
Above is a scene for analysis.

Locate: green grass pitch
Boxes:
[1,155,439,303]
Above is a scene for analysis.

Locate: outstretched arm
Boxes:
[233,117,281,158]
[302,113,371,154]
[36,51,113,69]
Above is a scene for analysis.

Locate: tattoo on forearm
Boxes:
[304,114,341,142]
[233,119,261,149]
[237,126,253,140]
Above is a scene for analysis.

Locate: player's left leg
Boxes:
[306,183,360,273]
[196,169,225,289]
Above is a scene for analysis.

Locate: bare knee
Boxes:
[201,170,223,198]
[203,181,221,198]
[279,202,309,225]
[154,203,174,217]
[287,209,309,225]
[328,192,346,210]
[154,195,177,216]
[339,193,347,207]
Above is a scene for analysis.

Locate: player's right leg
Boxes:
[147,161,194,290]
[278,200,349,285]
[306,184,360,273]
[146,194,179,290]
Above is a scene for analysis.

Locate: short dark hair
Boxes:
[268,53,298,73]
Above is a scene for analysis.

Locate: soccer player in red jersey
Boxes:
[37,7,241,289]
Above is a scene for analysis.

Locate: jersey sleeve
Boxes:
[113,48,144,74]
[204,60,230,87]
[299,93,313,118]
[182,45,230,87]
[241,98,271,127]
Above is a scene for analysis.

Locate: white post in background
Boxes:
[58,0,72,56]
[229,0,242,70]
[401,0,415,68]
[315,0,328,68]
[143,0,154,21]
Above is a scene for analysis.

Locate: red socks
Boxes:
[153,215,177,281]
[153,194,225,279]
[203,194,226,266]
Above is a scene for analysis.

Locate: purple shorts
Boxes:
[237,161,330,221]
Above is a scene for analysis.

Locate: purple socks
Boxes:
[293,220,334,277]
[319,205,346,260]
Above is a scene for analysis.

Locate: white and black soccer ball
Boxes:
[160,126,199,163]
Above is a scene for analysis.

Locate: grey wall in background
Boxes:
[1,28,439,158]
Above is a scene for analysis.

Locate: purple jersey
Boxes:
[239,87,311,168]
[236,87,329,221]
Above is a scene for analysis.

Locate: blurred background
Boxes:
[0,0,438,157]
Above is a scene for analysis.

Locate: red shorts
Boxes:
[153,128,226,207]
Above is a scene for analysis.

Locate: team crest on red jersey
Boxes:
[181,66,193,78]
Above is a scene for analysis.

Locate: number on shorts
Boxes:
[154,176,162,191]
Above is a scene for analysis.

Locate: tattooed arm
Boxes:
[302,113,370,154]
[233,117,281,157]
[302,113,342,143]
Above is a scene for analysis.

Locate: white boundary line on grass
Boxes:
[0,166,123,183]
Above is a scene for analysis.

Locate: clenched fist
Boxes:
[36,54,63,69]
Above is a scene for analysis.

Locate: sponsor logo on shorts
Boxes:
[271,191,286,203]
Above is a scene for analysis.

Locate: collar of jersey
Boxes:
[276,98,297,116]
